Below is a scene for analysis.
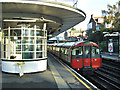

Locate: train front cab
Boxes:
[71,42,102,74]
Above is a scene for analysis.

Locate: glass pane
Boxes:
[36,52,42,58]
[72,47,82,55]
[22,37,34,44]
[16,38,21,44]
[3,30,8,36]
[10,30,21,36]
[10,43,15,54]
[22,29,34,36]
[4,37,9,44]
[30,30,34,36]
[22,52,34,59]
[36,44,42,51]
[84,46,91,58]
[92,47,100,57]
[16,45,21,51]
[22,45,34,51]
[36,30,44,36]
[15,52,22,59]
[22,30,29,36]
[36,37,43,44]
[10,52,22,59]
[10,37,21,44]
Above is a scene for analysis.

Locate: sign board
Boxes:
[108,42,113,52]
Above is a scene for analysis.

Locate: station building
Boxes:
[0,0,86,75]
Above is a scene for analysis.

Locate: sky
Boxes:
[74,0,119,30]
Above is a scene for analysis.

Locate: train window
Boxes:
[61,48,65,54]
[72,47,82,55]
[53,47,55,50]
[92,47,100,56]
[65,49,68,54]
[57,47,60,51]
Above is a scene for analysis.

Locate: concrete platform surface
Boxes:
[1,53,96,89]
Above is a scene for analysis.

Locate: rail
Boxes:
[84,58,120,89]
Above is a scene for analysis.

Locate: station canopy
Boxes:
[0,0,86,37]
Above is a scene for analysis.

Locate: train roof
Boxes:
[62,41,84,47]
[48,40,99,47]
[56,43,65,46]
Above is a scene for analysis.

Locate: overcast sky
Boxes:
[74,0,119,30]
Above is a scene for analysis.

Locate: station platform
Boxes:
[1,53,97,89]
[101,52,120,62]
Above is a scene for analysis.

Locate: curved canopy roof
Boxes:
[1,0,86,37]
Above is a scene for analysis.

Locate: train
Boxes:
[47,41,102,74]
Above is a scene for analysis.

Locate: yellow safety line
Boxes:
[52,54,92,90]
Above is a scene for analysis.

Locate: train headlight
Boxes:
[77,60,79,62]
[95,59,97,61]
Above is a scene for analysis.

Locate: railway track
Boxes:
[84,59,120,90]
[50,53,120,89]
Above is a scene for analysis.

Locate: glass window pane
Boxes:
[36,37,42,44]
[36,52,42,58]
[22,52,34,59]
[84,46,91,58]
[15,52,22,59]
[10,52,22,59]
[22,30,29,36]
[4,37,9,44]
[16,45,21,51]
[36,44,42,51]
[10,30,21,36]
[22,45,34,51]
[30,30,34,36]
[10,37,21,44]
[36,30,44,36]
[22,29,34,36]
[3,30,8,36]
[72,47,82,55]
[22,37,34,44]
[92,47,100,56]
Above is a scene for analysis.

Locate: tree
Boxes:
[88,31,104,42]
[101,1,120,33]
[71,27,76,31]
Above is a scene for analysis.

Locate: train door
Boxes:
[83,46,91,68]
[71,46,83,68]
[83,46,101,69]
[91,46,102,68]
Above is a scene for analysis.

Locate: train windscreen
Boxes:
[91,46,100,58]
[72,46,83,59]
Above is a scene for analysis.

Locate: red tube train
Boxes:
[47,41,102,74]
